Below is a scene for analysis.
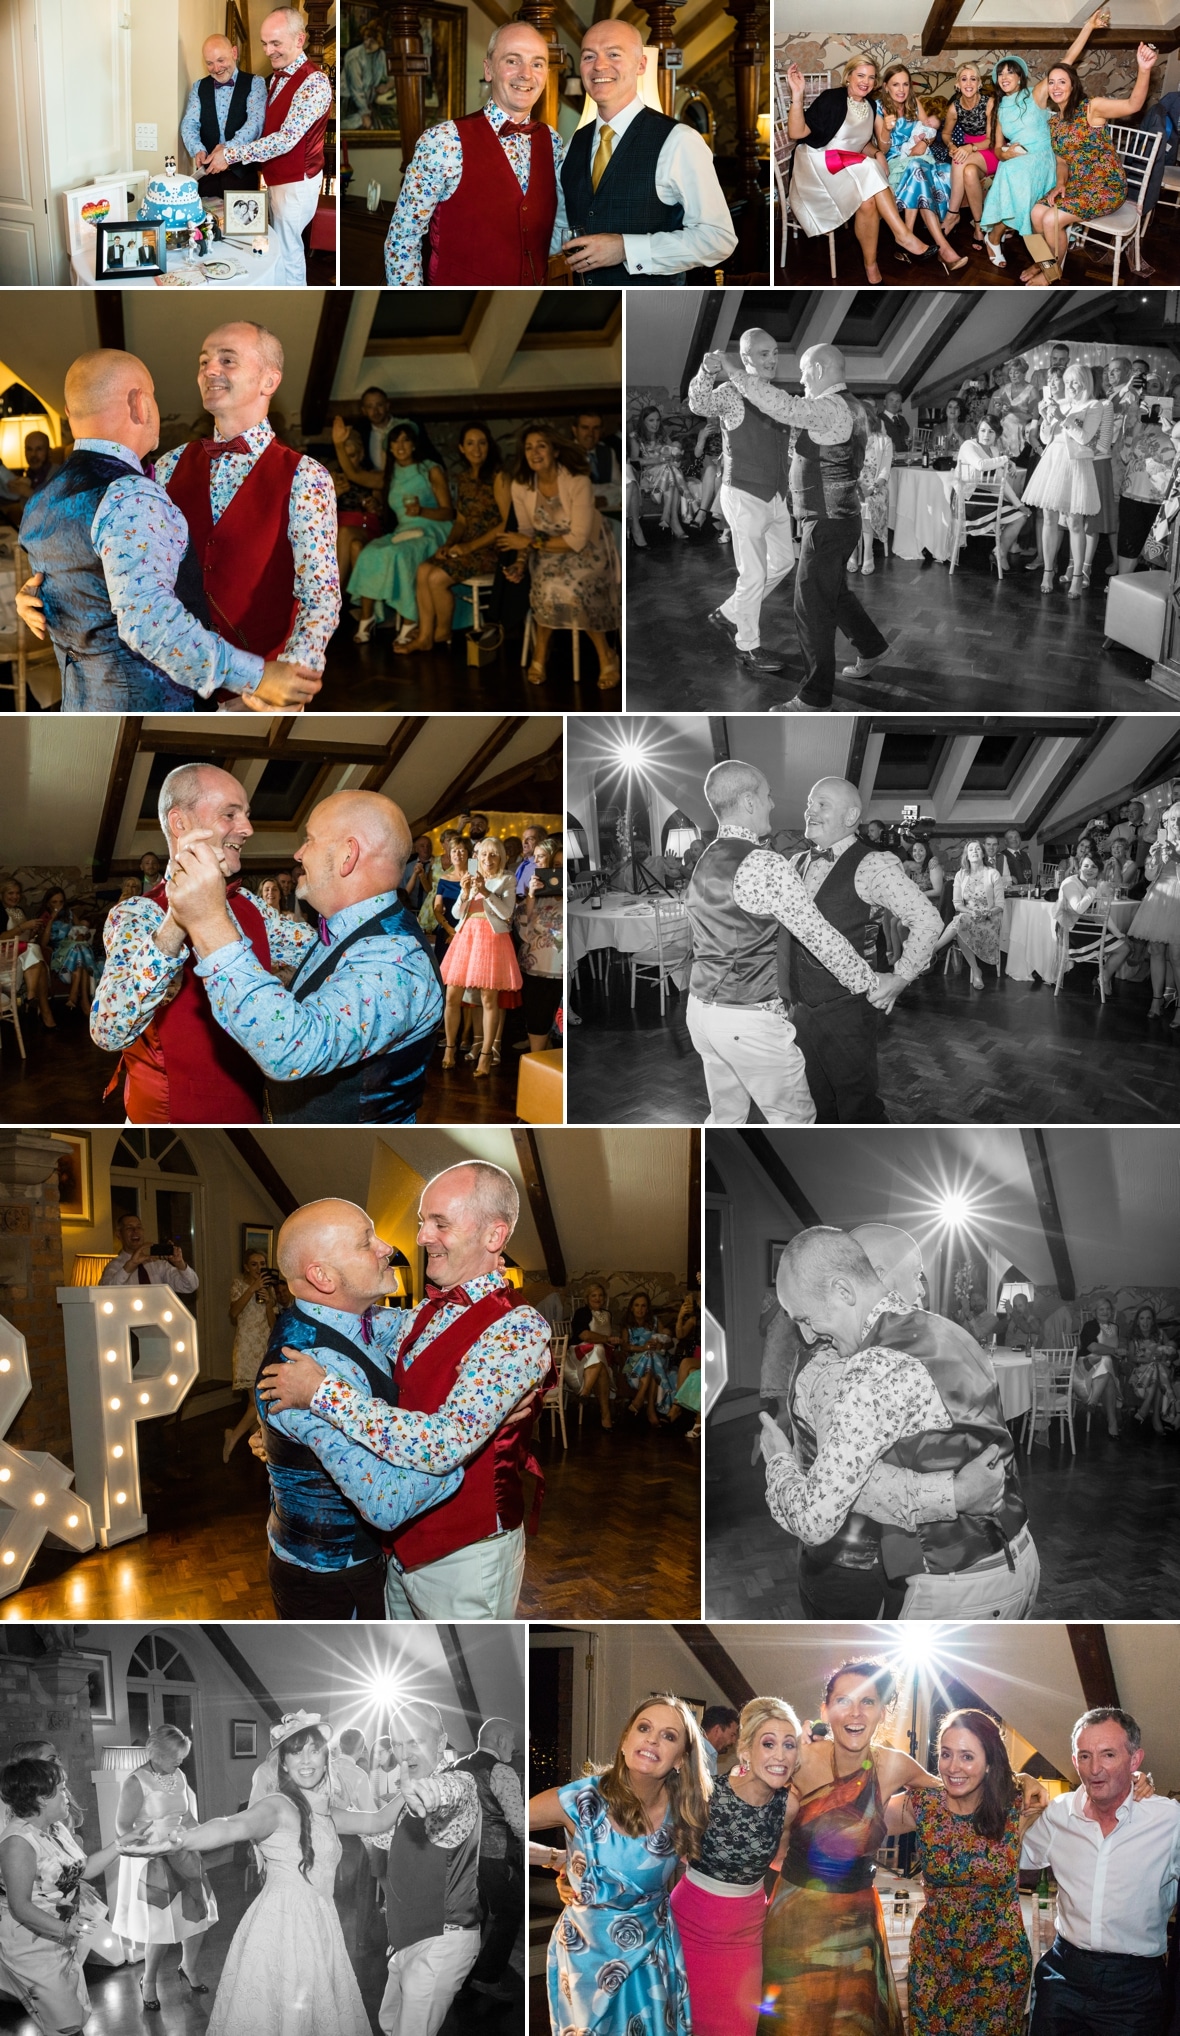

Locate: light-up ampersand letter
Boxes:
[0,1311,95,1598]
[57,1285,200,1548]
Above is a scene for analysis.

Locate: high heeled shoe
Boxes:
[939,252,969,274]
[1067,573,1085,599]
[1040,571,1055,594]
[984,235,1007,269]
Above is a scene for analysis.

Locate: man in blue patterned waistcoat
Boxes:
[560,19,736,285]
[16,349,320,713]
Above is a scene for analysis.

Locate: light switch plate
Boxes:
[135,123,158,152]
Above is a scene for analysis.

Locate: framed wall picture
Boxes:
[94,223,164,280]
[76,1647,114,1722]
[768,1241,789,1286]
[52,1133,93,1226]
[243,1224,274,1265]
[231,1720,257,1759]
[64,179,137,260]
[340,4,467,146]
[223,188,268,238]
[225,1,249,54]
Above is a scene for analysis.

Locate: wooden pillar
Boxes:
[517,0,566,131]
[639,0,685,115]
[303,0,331,66]
[386,1,431,164]
[726,0,763,207]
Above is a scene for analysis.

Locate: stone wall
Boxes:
[774,32,1162,113]
[0,1132,72,1462]
[0,1634,100,1849]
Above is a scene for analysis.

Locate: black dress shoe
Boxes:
[706,607,737,639]
[733,644,783,673]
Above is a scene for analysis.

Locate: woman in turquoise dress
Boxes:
[529,1694,709,2036]
[981,15,1109,283]
[333,415,454,644]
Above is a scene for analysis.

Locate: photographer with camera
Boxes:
[224,1244,289,1462]
[99,1211,199,1295]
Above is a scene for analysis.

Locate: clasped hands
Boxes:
[163,829,240,956]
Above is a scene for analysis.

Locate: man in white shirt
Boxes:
[1021,1705,1180,2034]
[99,1212,199,1295]
[560,20,736,285]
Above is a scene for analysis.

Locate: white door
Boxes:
[33,0,131,281]
[0,0,53,283]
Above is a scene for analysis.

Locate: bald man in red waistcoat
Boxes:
[202,7,332,286]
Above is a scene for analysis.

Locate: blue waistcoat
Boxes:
[268,900,444,1125]
[560,108,684,286]
[18,450,207,712]
[256,1303,397,1571]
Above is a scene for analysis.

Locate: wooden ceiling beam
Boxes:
[679,25,734,91]
[1066,1625,1120,1709]
[360,717,430,792]
[436,1624,486,1745]
[410,717,529,833]
[672,1624,757,1707]
[1019,1129,1076,1302]
[511,1130,567,1286]
[95,297,126,351]
[687,1129,701,1285]
[920,0,964,55]
[301,289,355,435]
[944,25,1180,47]
[93,717,143,879]
[433,736,563,828]
[268,717,297,748]
[708,717,730,763]
[140,732,393,763]
[1024,719,1111,838]
[744,1129,823,1228]
[200,1625,283,1722]
[225,1130,300,1218]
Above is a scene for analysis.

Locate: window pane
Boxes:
[164,1651,195,1684]
[127,1690,150,1741]
[114,1132,145,1165]
[159,1139,197,1176]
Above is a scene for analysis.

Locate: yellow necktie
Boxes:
[591,124,614,192]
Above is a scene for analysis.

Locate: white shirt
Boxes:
[1020,1787,1180,1958]
[99,1251,199,1295]
[586,94,736,277]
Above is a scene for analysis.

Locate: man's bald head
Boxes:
[158,764,253,870]
[849,1224,926,1308]
[739,327,779,379]
[704,759,770,830]
[294,790,412,917]
[804,776,862,848]
[202,33,238,80]
[64,350,160,461]
[276,1197,398,1311]
[580,17,646,120]
[800,343,847,397]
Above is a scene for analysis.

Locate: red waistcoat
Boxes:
[261,59,328,186]
[166,438,301,662]
[118,883,271,1124]
[427,111,556,286]
[390,1286,553,1572]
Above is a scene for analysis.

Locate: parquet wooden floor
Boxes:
[0,1006,530,1127]
[705,1399,1180,1620]
[318,611,620,713]
[568,958,1180,1126]
[777,214,1180,286]
[626,535,1162,713]
[520,1407,701,1619]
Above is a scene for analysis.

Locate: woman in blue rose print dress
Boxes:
[530,1694,710,2035]
[621,1291,676,1426]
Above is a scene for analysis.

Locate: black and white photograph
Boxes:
[625,285,1180,712]
[567,712,1180,1127]
[223,191,269,238]
[704,1125,1180,1622]
[0,1618,523,2036]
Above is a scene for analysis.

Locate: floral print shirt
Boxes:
[369,1768,479,1854]
[514,894,563,979]
[766,1294,956,1546]
[221,61,333,167]
[728,828,878,999]
[155,420,341,673]
[798,834,943,981]
[309,1268,552,1475]
[384,100,569,287]
[179,69,267,157]
[90,889,316,1051]
[193,888,443,1082]
[78,439,262,697]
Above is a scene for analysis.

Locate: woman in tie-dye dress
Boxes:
[530,1695,710,2035]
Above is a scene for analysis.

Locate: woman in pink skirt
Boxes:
[670,1696,801,2036]
[439,836,522,1078]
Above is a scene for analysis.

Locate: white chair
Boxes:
[948,459,1026,576]
[1026,1348,1078,1453]
[1067,124,1160,285]
[1040,863,1058,890]
[629,898,692,1016]
[455,574,495,631]
[542,1341,568,1448]
[522,610,580,686]
[0,937,26,1060]
[1053,905,1112,1000]
[1157,162,1180,213]
[775,69,837,280]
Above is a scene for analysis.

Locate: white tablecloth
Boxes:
[991,1351,1033,1421]
[888,467,956,561]
[1002,898,1139,982]
[70,239,281,288]
[568,893,691,987]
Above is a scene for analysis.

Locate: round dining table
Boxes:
[990,1349,1034,1422]
[567,892,692,989]
[888,465,956,562]
[1001,897,1140,982]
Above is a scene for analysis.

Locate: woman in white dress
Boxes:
[932,839,1005,988]
[112,1724,217,2013]
[783,56,937,284]
[0,1757,134,2036]
[159,1714,406,2036]
[1130,801,1180,1022]
[1052,852,1131,997]
[1023,363,1102,595]
[1073,1295,1125,1436]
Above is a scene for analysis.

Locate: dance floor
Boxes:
[5,1393,697,1622]
[705,1398,1180,1620]
[316,617,620,713]
[568,958,1180,1126]
[625,530,1162,712]
[0,1006,534,1127]
[775,208,1180,287]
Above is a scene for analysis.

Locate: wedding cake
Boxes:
[139,155,204,232]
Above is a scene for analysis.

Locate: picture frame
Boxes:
[94,222,164,281]
[231,1720,257,1759]
[64,179,138,261]
[52,1133,93,1226]
[243,1224,274,1265]
[768,1241,790,1285]
[340,4,467,147]
[76,1647,114,1723]
[225,1,249,53]
[223,187,269,239]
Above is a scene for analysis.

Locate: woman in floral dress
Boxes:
[854,401,892,575]
[501,424,621,689]
[530,1695,709,2036]
[1028,37,1159,277]
[884,1709,1044,2036]
[933,840,1005,987]
[0,1756,134,2036]
[399,419,512,654]
[1126,1303,1180,1432]
[621,1291,675,1424]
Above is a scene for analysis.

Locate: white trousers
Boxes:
[718,485,795,649]
[378,1927,481,2036]
[267,174,321,285]
[384,1524,525,1620]
[900,1529,1040,1620]
[685,995,816,1125]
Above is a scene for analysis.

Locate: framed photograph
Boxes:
[768,1241,790,1285]
[64,178,138,260]
[243,1224,274,1265]
[76,1647,114,1723]
[223,187,268,238]
[225,1,249,52]
[52,1133,92,1226]
[231,1720,257,1759]
[94,223,164,280]
[340,4,467,147]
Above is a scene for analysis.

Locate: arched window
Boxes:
[565,812,589,866]
[125,1632,201,1792]
[661,809,700,858]
[110,1131,199,1266]
[998,1265,1034,1311]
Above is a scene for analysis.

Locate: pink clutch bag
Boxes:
[825,148,867,171]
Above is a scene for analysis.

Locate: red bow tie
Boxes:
[499,121,541,136]
[201,435,253,460]
[425,1283,470,1307]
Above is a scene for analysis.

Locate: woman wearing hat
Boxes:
[981,11,1111,283]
